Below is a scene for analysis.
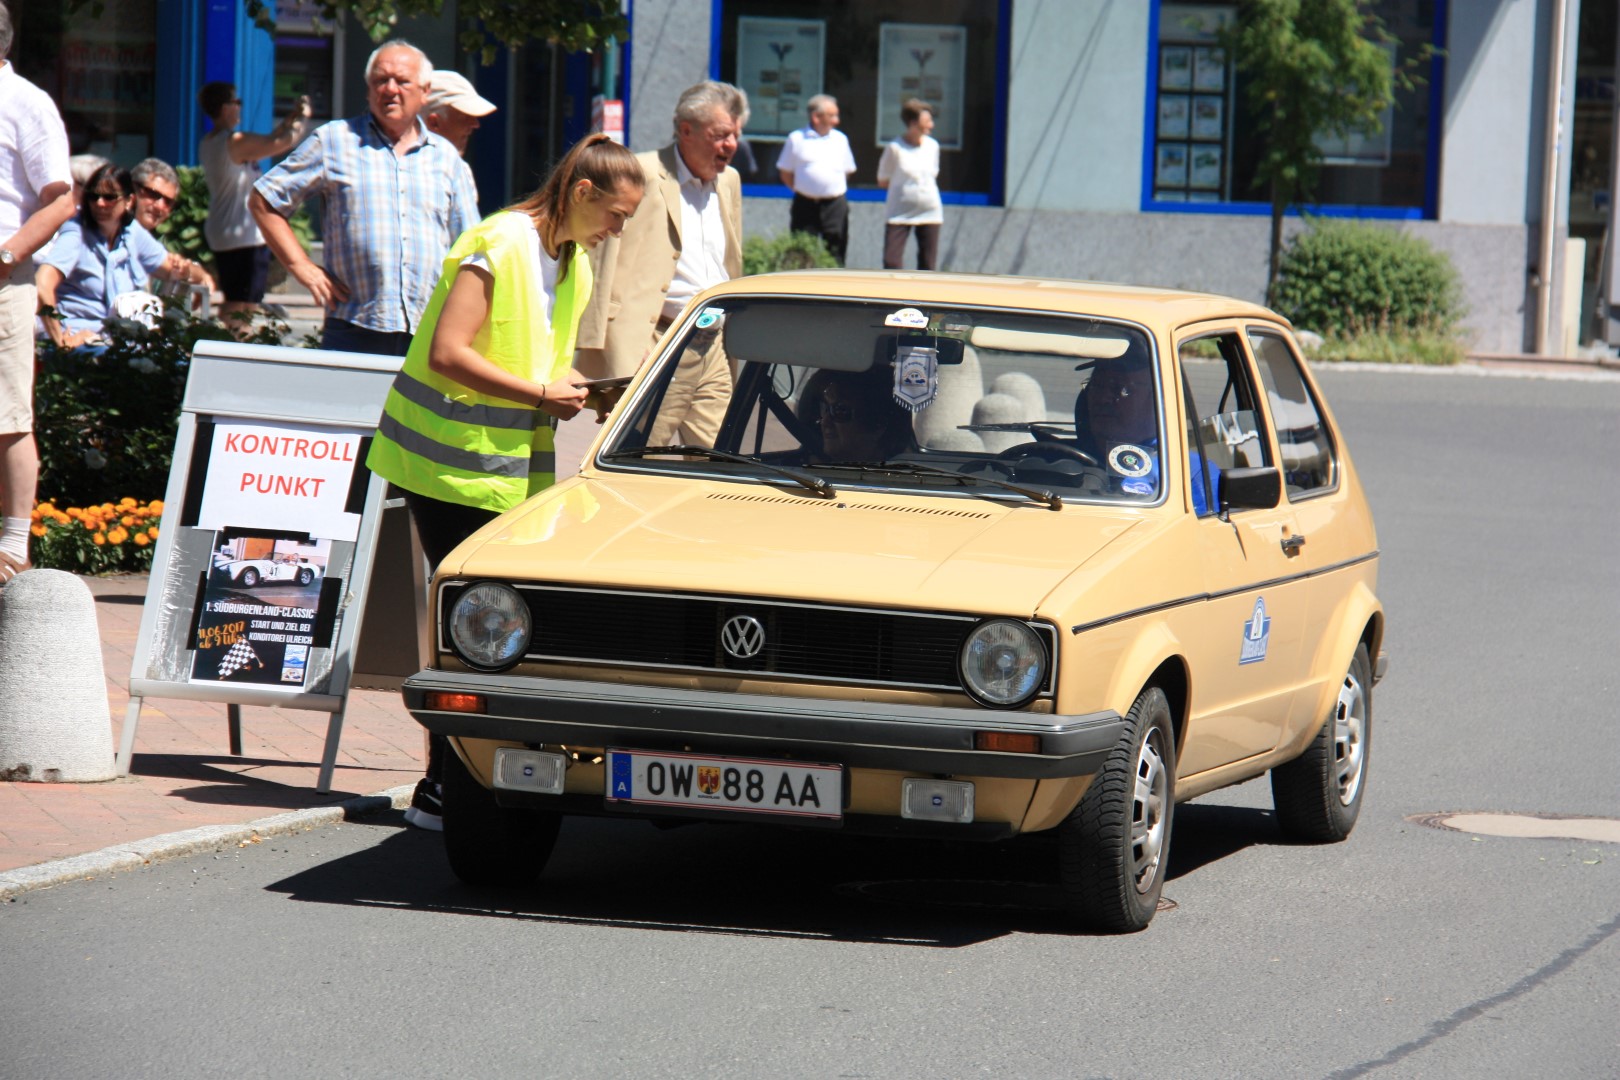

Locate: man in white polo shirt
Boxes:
[777,94,856,265]
[0,5,75,584]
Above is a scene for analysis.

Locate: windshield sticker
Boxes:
[694,307,724,330]
[884,307,930,329]
[1108,444,1153,477]
[1240,597,1271,665]
[893,345,939,413]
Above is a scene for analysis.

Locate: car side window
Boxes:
[1179,332,1270,516]
[1247,330,1337,497]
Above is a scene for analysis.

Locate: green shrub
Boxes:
[1273,219,1464,339]
[742,230,839,276]
[153,165,215,274]
[1300,325,1466,366]
[34,302,292,507]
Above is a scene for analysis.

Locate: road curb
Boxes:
[0,783,417,901]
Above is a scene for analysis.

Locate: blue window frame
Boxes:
[1141,0,1447,221]
[711,0,1011,207]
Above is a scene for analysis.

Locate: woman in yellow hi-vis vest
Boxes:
[367,133,644,829]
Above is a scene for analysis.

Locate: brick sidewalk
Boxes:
[0,573,425,874]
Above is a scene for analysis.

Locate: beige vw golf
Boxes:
[401,270,1386,933]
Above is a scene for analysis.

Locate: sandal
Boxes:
[0,551,32,585]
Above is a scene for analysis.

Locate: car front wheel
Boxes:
[1058,685,1175,933]
[442,746,561,887]
[1271,643,1370,842]
[296,567,314,586]
[238,567,259,587]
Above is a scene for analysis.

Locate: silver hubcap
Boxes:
[1333,670,1367,806]
[1131,728,1169,893]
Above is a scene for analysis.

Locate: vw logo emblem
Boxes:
[721,614,766,659]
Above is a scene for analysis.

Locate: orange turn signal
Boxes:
[975,731,1041,754]
[426,691,485,714]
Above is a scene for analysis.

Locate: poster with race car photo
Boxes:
[189,533,334,688]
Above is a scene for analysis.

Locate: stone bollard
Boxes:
[0,570,116,782]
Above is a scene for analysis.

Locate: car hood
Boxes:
[441,475,1146,616]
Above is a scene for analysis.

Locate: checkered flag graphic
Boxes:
[217,638,263,678]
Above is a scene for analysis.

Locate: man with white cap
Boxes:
[423,70,496,157]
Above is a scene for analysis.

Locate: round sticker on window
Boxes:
[694,307,723,329]
[1108,444,1153,478]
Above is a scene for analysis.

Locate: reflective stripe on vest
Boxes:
[366,211,590,512]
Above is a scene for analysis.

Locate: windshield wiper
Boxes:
[601,445,835,497]
[814,460,1062,510]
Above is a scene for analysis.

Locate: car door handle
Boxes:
[1280,533,1306,556]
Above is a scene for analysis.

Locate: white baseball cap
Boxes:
[426,70,497,117]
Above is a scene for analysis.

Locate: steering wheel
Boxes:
[994,441,1098,467]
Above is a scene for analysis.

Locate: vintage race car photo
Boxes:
[401,270,1387,932]
[218,555,320,589]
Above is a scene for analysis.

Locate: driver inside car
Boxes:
[799,367,915,463]
[1073,346,1220,515]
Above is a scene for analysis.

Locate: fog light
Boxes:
[901,778,975,823]
[492,748,566,795]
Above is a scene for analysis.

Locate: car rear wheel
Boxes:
[1058,686,1175,933]
[442,746,561,887]
[1271,643,1371,842]
[238,567,259,587]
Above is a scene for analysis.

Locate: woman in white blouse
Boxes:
[876,98,944,271]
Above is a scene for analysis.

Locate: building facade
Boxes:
[9,0,1616,355]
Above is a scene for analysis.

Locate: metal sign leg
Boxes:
[228,703,243,756]
[116,696,142,775]
[316,707,347,794]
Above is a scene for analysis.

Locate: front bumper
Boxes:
[401,670,1125,780]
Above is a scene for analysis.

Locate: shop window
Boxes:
[12,0,158,161]
[1146,0,1441,218]
[717,0,1007,202]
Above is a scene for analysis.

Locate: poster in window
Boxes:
[877,23,968,148]
[1189,145,1223,190]
[1193,47,1226,92]
[1160,46,1193,91]
[1156,189,1189,203]
[1155,143,1189,188]
[1158,95,1190,140]
[1315,43,1397,165]
[1191,95,1223,141]
[737,16,825,138]
[191,535,334,689]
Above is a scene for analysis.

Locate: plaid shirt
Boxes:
[254,113,479,333]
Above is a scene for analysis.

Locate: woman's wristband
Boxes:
[535,383,547,407]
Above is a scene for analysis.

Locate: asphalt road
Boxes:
[3,366,1618,1080]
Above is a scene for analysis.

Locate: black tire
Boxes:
[442,745,561,887]
[1059,686,1176,933]
[296,567,314,586]
[1271,643,1371,842]
[238,567,259,588]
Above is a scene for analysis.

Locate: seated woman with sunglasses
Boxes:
[34,163,176,349]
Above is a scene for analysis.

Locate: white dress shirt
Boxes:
[665,149,729,321]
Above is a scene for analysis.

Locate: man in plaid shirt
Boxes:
[251,40,479,356]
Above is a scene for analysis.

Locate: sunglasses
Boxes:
[821,399,859,424]
[88,191,126,204]
[136,184,176,208]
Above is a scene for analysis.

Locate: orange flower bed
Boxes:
[31,498,163,574]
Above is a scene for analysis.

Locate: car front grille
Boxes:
[439,583,1055,695]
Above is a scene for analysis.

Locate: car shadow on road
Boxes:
[265,801,1295,946]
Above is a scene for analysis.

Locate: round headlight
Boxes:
[959,619,1047,708]
[447,583,532,670]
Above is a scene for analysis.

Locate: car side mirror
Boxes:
[1220,466,1281,514]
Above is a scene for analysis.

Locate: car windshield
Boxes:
[599,297,1165,506]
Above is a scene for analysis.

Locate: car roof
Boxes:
[707,269,1287,329]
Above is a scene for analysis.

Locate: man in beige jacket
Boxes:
[574,81,747,448]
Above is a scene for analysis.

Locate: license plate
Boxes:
[605,748,842,821]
